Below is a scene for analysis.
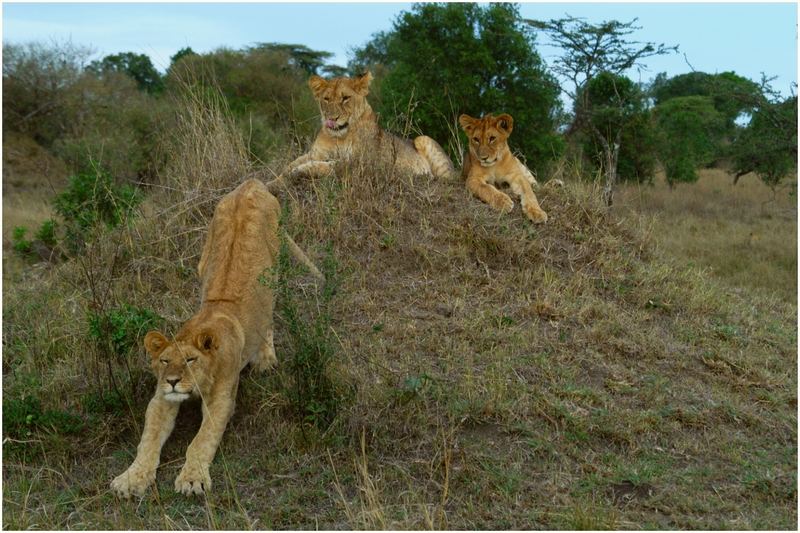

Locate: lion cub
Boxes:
[282,71,454,180]
[111,179,315,498]
[459,113,548,223]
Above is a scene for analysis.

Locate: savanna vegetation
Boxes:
[3,2,796,529]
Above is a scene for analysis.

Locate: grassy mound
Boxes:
[3,96,796,529]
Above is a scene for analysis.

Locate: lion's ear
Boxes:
[352,71,373,96]
[496,113,514,134]
[459,114,477,132]
[308,75,327,97]
[144,331,169,358]
[194,330,219,353]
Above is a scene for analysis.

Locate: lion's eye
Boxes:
[323,97,330,103]
[187,357,197,364]
[489,136,496,143]
[341,96,350,103]
[160,359,168,365]
[472,137,479,143]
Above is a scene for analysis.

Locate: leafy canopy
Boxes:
[88,52,164,94]
[352,2,563,173]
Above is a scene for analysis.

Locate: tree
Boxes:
[578,72,657,183]
[527,16,677,205]
[653,96,727,186]
[170,47,196,66]
[2,40,93,145]
[730,91,797,190]
[251,43,333,75]
[650,71,761,164]
[87,52,164,94]
[351,2,563,175]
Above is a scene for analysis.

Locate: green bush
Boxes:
[352,2,564,173]
[35,219,57,247]
[264,232,344,431]
[87,304,163,359]
[11,226,32,255]
[53,167,142,250]
[3,395,83,439]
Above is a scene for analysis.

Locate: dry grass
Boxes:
[617,168,797,302]
[2,98,796,530]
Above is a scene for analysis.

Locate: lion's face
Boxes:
[144,331,215,403]
[459,113,514,167]
[308,72,373,137]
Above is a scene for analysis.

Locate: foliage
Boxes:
[577,72,657,182]
[170,46,196,66]
[3,395,84,440]
[166,46,319,159]
[527,15,677,204]
[252,42,334,75]
[35,219,58,247]
[87,304,163,358]
[653,96,727,185]
[11,226,32,255]
[87,51,164,94]
[650,71,761,131]
[731,94,798,189]
[265,231,343,431]
[2,40,93,146]
[53,166,142,249]
[353,2,563,172]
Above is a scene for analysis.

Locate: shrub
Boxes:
[87,304,163,359]
[266,232,344,431]
[11,226,32,255]
[53,166,142,250]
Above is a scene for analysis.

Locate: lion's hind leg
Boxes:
[413,135,455,179]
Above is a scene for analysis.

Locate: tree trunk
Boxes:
[602,133,621,207]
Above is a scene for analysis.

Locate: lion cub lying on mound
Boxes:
[111,179,318,498]
[283,71,454,180]
[459,113,549,224]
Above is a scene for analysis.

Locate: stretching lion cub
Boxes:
[459,113,549,224]
[111,179,318,498]
[283,71,454,180]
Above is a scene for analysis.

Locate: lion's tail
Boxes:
[414,135,456,180]
[284,234,324,280]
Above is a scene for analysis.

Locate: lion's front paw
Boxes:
[175,462,211,496]
[524,205,548,224]
[111,466,155,498]
[492,194,514,214]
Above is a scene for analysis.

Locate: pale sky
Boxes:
[2,2,797,96]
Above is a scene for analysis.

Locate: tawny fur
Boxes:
[282,72,454,182]
[111,179,312,498]
[459,113,549,224]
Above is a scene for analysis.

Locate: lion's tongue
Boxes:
[325,119,337,129]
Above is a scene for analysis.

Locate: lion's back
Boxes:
[201,179,280,302]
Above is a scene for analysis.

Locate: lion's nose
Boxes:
[167,378,180,388]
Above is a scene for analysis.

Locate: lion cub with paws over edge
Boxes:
[460,113,554,223]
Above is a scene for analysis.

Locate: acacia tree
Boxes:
[730,78,797,189]
[527,16,677,205]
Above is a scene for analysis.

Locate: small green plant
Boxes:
[11,226,32,255]
[35,219,57,247]
[87,304,163,358]
[3,395,83,439]
[53,166,141,250]
[265,221,344,431]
